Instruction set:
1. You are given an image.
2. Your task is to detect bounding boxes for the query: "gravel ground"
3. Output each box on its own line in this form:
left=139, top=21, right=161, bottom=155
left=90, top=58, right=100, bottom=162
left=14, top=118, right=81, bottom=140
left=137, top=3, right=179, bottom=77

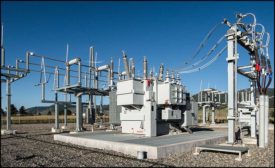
left=1, top=123, right=274, bottom=167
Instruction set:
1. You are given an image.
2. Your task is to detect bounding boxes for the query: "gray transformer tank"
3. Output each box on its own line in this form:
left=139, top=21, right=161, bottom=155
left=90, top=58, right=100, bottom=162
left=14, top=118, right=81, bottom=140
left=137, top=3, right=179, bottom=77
left=114, top=78, right=198, bottom=137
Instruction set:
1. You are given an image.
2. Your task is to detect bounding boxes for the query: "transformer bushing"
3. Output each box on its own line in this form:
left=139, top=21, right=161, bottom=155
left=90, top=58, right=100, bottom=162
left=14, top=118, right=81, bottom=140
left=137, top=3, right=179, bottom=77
left=143, top=56, right=147, bottom=79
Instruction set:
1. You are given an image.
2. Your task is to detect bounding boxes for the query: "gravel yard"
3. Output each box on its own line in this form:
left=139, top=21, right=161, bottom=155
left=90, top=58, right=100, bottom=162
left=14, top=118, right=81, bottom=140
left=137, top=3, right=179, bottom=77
left=1, top=123, right=274, bottom=167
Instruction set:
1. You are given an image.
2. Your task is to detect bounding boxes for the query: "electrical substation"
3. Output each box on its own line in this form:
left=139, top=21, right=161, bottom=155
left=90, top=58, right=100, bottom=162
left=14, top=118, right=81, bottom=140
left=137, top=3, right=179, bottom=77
left=1, top=13, right=273, bottom=161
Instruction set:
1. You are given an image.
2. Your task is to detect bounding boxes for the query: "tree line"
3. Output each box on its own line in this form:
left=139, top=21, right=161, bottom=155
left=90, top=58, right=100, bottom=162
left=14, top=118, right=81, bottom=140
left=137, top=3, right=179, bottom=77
left=1, top=104, right=73, bottom=116
left=1, top=104, right=27, bottom=116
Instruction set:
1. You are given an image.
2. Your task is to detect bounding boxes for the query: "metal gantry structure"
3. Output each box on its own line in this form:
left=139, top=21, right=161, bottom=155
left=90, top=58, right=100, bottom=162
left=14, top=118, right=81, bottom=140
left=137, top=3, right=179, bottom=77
left=223, top=13, right=272, bottom=147
left=0, top=22, right=116, bottom=133
left=198, top=88, right=227, bottom=125
left=177, top=13, right=272, bottom=147
left=1, top=24, right=30, bottom=134
left=31, top=46, right=116, bottom=133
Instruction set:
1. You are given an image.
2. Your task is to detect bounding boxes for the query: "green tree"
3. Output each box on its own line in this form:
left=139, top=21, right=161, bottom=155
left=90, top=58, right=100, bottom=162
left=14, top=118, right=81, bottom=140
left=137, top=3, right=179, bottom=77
left=11, top=104, right=18, bottom=115
left=47, top=111, right=52, bottom=115
left=67, top=109, right=72, bottom=115
left=19, top=106, right=26, bottom=115
left=1, top=108, right=5, bottom=116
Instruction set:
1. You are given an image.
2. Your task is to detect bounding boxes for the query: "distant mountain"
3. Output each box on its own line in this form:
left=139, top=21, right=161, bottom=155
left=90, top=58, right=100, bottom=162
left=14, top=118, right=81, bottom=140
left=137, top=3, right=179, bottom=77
left=25, top=103, right=75, bottom=115
left=26, top=103, right=109, bottom=115
left=26, top=106, right=49, bottom=115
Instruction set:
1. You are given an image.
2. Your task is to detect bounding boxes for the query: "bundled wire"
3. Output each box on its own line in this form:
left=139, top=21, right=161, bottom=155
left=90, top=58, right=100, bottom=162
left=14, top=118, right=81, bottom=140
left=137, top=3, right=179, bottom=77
left=178, top=35, right=226, bottom=72
left=178, top=12, right=273, bottom=98
left=262, top=32, right=272, bottom=94
left=237, top=13, right=257, bottom=42
left=235, top=13, right=272, bottom=95
left=179, top=46, right=227, bottom=74
left=182, top=23, right=222, bottom=67
left=254, top=25, right=272, bottom=95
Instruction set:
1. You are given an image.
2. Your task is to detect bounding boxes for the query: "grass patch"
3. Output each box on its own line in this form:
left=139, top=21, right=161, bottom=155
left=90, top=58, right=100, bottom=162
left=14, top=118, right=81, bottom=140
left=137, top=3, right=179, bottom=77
left=1, top=115, right=109, bottom=125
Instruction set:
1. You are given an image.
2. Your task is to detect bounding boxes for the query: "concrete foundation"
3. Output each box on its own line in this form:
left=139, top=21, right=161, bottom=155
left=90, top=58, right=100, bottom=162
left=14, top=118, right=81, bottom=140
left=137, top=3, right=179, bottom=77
left=1, top=129, right=17, bottom=135
left=54, top=130, right=227, bottom=159
left=61, top=126, right=68, bottom=130
left=242, top=137, right=257, bottom=145
left=51, top=128, right=63, bottom=133
left=109, top=90, right=121, bottom=125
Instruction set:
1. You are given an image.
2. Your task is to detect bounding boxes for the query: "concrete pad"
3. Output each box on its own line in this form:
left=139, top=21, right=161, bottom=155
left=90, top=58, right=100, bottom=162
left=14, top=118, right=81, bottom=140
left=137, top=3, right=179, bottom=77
left=54, top=130, right=227, bottom=159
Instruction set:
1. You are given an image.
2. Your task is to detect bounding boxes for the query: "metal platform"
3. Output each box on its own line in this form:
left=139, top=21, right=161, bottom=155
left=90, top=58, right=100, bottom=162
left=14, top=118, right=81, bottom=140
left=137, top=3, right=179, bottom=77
left=54, top=130, right=227, bottom=159
left=56, top=85, right=109, bottom=96
left=193, top=144, right=250, bottom=161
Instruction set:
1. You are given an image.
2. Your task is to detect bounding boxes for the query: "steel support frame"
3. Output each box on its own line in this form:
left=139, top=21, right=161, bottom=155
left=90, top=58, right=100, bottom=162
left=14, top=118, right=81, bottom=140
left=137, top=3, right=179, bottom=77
left=250, top=80, right=257, bottom=138
left=54, top=92, right=59, bottom=129
left=76, top=94, right=83, bottom=132
left=211, top=106, right=216, bottom=125
left=226, top=26, right=238, bottom=144
left=264, top=95, right=269, bottom=146
left=63, top=93, right=68, bottom=128
left=6, top=78, right=11, bottom=130
left=259, top=95, right=265, bottom=148
left=2, top=75, right=28, bottom=134
left=202, top=105, right=209, bottom=125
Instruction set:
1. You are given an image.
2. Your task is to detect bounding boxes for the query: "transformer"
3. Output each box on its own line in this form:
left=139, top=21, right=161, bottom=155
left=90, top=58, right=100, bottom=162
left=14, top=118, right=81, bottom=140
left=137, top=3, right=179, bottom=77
left=116, top=58, right=198, bottom=137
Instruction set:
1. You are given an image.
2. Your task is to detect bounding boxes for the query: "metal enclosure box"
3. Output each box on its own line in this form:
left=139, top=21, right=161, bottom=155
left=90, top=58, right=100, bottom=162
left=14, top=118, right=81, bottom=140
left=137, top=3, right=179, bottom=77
left=157, top=83, right=171, bottom=104
left=182, top=101, right=198, bottom=127
left=157, top=83, right=186, bottom=105
left=120, top=111, right=145, bottom=121
left=191, top=101, right=198, bottom=126
left=117, top=77, right=194, bottom=137
left=161, top=108, right=181, bottom=120
left=117, top=80, right=144, bottom=105
left=109, top=90, right=122, bottom=124
left=238, top=108, right=251, bottom=124
left=121, top=120, right=145, bottom=134
left=117, top=94, right=144, bottom=105
left=120, top=109, right=145, bottom=134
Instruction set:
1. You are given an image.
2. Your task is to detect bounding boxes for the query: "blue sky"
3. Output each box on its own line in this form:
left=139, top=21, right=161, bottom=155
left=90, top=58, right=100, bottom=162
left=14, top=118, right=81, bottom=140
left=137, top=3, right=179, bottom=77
left=1, top=1, right=274, bottom=109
